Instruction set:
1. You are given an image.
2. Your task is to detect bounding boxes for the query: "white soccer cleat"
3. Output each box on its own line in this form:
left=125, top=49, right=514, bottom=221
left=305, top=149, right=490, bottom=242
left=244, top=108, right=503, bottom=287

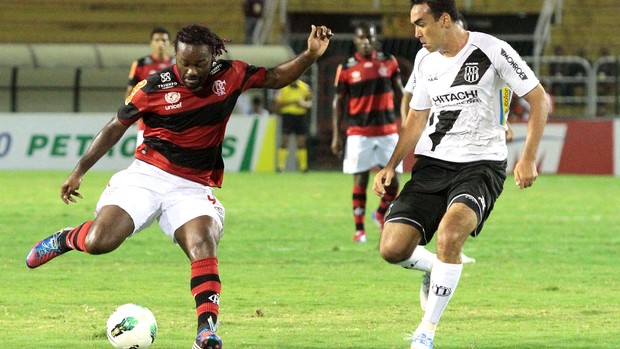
left=406, top=331, right=434, bottom=349
left=419, top=271, right=431, bottom=311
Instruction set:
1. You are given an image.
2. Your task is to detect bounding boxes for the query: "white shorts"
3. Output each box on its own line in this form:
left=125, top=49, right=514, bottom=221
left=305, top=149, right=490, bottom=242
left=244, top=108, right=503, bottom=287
left=343, top=134, right=403, bottom=174
left=95, top=160, right=225, bottom=240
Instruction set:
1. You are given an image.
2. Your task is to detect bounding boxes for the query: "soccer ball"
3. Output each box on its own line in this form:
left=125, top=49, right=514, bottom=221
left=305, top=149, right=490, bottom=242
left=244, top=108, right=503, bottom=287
left=106, top=303, right=157, bottom=349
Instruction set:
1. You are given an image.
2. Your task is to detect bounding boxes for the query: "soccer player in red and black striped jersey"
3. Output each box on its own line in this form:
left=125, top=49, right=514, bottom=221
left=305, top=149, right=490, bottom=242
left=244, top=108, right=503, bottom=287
left=125, top=27, right=176, bottom=146
left=331, top=22, right=404, bottom=243
left=26, top=23, right=333, bottom=349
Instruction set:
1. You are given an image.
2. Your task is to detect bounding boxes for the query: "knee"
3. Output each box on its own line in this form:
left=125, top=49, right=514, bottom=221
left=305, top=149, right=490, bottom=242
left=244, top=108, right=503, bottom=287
left=84, top=229, right=117, bottom=255
left=379, top=224, right=420, bottom=264
left=177, top=220, right=221, bottom=261
left=84, top=224, right=130, bottom=255
left=379, top=237, right=412, bottom=264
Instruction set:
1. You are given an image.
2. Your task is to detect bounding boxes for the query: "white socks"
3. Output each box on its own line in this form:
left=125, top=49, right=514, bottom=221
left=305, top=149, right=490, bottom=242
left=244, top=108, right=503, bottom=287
left=397, top=246, right=436, bottom=272
left=423, top=260, right=463, bottom=324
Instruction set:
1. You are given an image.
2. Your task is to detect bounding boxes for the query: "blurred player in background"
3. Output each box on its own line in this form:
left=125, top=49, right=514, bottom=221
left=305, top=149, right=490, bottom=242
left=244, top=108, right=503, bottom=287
left=26, top=23, right=333, bottom=349
left=125, top=26, right=175, bottom=146
left=247, top=95, right=270, bottom=117
left=274, top=78, right=313, bottom=172
left=331, top=22, right=404, bottom=243
left=242, top=0, right=265, bottom=44
left=373, top=1, right=548, bottom=348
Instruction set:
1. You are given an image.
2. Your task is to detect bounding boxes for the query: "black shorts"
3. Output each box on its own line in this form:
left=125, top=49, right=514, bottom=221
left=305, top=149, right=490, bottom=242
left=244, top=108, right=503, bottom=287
left=281, top=113, right=307, bottom=135
left=386, top=156, right=507, bottom=245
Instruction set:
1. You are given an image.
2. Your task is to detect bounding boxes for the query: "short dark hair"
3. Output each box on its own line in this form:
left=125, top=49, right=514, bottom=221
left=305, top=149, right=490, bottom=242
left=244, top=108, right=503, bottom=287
left=150, top=26, right=170, bottom=39
left=174, top=24, right=228, bottom=57
left=411, top=0, right=459, bottom=22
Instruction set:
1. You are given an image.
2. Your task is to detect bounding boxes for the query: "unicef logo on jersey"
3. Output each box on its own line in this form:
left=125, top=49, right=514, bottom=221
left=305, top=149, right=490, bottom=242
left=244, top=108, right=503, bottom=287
left=164, top=91, right=182, bottom=110
left=464, top=65, right=480, bottom=83
left=165, top=91, right=181, bottom=104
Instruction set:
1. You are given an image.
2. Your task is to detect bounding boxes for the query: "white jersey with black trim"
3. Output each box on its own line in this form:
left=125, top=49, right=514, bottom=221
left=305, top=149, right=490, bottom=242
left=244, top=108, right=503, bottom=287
left=409, top=31, right=539, bottom=162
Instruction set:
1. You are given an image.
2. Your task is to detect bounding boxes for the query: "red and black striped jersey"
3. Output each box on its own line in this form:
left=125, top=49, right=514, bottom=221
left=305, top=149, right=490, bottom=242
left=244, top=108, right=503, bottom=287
left=335, top=51, right=400, bottom=136
left=128, top=54, right=176, bottom=87
left=118, top=60, right=266, bottom=187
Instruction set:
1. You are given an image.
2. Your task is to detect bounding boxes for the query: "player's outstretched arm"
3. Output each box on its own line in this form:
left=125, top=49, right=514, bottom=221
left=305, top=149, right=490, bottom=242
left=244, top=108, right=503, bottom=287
left=61, top=114, right=130, bottom=204
left=263, top=25, right=333, bottom=89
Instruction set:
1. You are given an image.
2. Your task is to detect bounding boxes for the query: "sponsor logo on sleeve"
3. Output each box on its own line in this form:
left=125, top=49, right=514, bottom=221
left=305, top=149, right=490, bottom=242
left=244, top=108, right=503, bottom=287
left=501, top=48, right=528, bottom=80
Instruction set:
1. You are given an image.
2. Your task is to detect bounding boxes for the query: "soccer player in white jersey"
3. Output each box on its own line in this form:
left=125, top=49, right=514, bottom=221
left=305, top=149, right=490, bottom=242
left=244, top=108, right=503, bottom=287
left=372, top=1, right=548, bottom=348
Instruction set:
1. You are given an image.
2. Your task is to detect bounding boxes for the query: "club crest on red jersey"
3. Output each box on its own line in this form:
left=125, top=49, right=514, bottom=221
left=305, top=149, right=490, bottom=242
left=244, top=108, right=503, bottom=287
left=212, top=80, right=227, bottom=96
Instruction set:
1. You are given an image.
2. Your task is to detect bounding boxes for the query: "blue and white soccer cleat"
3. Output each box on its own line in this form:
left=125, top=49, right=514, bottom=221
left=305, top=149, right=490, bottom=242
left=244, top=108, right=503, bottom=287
left=26, top=227, right=73, bottom=269
left=407, top=332, right=434, bottom=349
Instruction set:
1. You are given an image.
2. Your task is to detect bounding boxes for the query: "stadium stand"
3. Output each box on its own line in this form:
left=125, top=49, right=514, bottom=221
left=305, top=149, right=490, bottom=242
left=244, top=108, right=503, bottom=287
left=224, top=45, right=293, bottom=67
left=0, top=66, right=16, bottom=112
left=0, top=0, right=617, bottom=117
left=15, top=67, right=77, bottom=112
left=30, top=44, right=100, bottom=68
left=0, top=43, right=294, bottom=112
left=0, top=44, right=35, bottom=67
left=95, top=44, right=152, bottom=69
left=78, top=67, right=129, bottom=113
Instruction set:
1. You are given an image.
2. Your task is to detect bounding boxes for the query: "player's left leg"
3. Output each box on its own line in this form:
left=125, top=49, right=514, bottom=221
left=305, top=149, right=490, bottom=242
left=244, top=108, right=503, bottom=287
left=164, top=182, right=225, bottom=349
left=175, top=216, right=223, bottom=349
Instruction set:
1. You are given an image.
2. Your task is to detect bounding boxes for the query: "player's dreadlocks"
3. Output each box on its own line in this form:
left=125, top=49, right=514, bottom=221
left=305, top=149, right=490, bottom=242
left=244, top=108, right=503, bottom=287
left=174, top=24, right=229, bottom=57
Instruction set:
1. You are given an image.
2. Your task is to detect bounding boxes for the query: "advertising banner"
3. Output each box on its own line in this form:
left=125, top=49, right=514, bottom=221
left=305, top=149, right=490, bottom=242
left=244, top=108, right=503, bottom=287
left=0, top=113, right=276, bottom=172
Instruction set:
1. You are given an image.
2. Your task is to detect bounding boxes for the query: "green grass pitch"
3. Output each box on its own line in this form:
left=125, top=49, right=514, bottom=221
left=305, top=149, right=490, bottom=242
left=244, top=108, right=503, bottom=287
left=0, top=171, right=618, bottom=348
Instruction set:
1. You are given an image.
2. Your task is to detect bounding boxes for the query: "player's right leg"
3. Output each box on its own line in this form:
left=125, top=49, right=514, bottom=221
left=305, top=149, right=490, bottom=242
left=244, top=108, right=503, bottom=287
left=26, top=206, right=135, bottom=268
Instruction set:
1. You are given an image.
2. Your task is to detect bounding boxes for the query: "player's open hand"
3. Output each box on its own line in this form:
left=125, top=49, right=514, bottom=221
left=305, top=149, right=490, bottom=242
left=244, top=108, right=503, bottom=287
left=307, top=25, right=333, bottom=57
left=60, top=174, right=84, bottom=204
